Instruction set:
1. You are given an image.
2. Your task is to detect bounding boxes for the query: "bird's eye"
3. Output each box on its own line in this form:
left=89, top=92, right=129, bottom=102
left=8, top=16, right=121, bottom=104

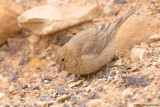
left=61, top=58, right=65, bottom=61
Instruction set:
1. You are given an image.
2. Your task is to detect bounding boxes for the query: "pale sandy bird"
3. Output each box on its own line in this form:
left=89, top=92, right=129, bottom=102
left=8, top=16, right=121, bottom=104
left=55, top=8, right=136, bottom=75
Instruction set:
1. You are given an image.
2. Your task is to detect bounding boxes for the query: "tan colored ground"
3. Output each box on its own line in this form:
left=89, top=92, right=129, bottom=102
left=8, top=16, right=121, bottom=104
left=0, top=0, right=160, bottom=107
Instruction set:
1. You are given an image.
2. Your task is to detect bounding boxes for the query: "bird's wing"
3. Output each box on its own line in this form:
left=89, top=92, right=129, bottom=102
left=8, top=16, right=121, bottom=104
left=81, top=8, right=136, bottom=60
left=80, top=21, right=121, bottom=60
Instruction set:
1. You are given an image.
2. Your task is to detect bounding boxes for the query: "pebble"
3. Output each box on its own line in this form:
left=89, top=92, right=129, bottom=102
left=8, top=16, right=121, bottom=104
left=22, top=84, right=28, bottom=89
left=123, top=67, right=139, bottom=73
left=56, top=86, right=65, bottom=95
left=56, top=94, right=69, bottom=102
left=83, top=81, right=91, bottom=87
left=19, top=57, right=29, bottom=65
left=122, top=88, right=132, bottom=97
left=95, top=86, right=103, bottom=92
left=43, top=77, right=52, bottom=82
left=47, top=61, right=56, bottom=67
left=36, top=101, right=46, bottom=107
left=68, top=80, right=84, bottom=88
left=89, top=91, right=99, bottom=99
left=103, top=73, right=114, bottom=79
left=114, top=0, right=126, bottom=4
left=9, top=85, right=16, bottom=93
left=27, top=35, right=40, bottom=44
left=0, top=93, right=5, bottom=99
left=130, top=47, right=147, bottom=62
left=7, top=38, right=25, bottom=53
left=103, top=4, right=115, bottom=16
left=115, top=70, right=120, bottom=74
left=9, top=72, right=16, bottom=81
left=15, top=0, right=22, bottom=3
left=85, top=85, right=93, bottom=92
left=86, top=99, right=106, bottom=107
left=114, top=58, right=122, bottom=66
left=148, top=34, right=160, bottom=43
left=33, top=86, right=40, bottom=90
left=65, top=101, right=75, bottom=105
left=107, top=76, right=114, bottom=82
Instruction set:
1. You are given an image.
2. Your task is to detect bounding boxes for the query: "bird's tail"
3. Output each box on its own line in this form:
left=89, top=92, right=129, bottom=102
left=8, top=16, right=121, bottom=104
left=95, top=8, right=137, bottom=50
left=97, top=8, right=137, bottom=33
left=117, top=8, right=137, bottom=26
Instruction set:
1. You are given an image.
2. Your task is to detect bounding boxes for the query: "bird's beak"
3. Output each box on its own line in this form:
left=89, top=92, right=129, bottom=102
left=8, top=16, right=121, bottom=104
left=57, top=65, right=64, bottom=73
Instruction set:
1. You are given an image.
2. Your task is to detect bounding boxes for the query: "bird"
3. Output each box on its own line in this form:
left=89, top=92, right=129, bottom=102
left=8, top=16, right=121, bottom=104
left=55, top=8, right=136, bottom=75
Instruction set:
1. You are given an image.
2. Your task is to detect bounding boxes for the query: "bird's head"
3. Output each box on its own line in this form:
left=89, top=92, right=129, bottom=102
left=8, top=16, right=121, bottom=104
left=55, top=46, right=69, bottom=73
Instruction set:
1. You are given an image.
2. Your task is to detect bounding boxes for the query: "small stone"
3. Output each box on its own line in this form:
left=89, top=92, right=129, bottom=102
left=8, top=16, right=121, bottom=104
left=103, top=4, right=115, bottom=16
left=33, top=86, right=40, bottom=90
left=19, top=57, right=29, bottom=65
left=9, top=85, right=16, bottom=93
left=36, top=101, right=46, bottom=107
left=123, top=67, right=139, bottom=73
left=95, top=86, right=103, bottom=92
left=107, top=76, right=114, bottom=82
left=56, top=94, right=69, bottom=102
left=114, top=0, right=127, bottom=4
left=130, top=48, right=147, bottom=62
left=124, top=75, right=150, bottom=87
left=22, top=84, right=28, bottom=89
left=7, top=38, right=25, bottom=53
left=48, top=89, right=56, bottom=94
left=148, top=34, right=160, bottom=43
left=83, top=81, right=91, bottom=87
left=9, top=72, right=16, bottom=81
left=13, top=104, right=21, bottom=107
left=114, top=58, right=122, bottom=66
left=56, top=86, right=65, bottom=95
left=115, top=70, right=120, bottom=73
left=85, top=85, right=93, bottom=92
left=44, top=80, right=49, bottom=83
left=110, top=70, right=116, bottom=75
left=27, top=35, right=40, bottom=44
left=86, top=99, right=106, bottom=107
left=0, top=93, right=5, bottom=99
left=68, top=80, right=84, bottom=88
left=44, top=78, right=52, bottom=82
left=65, top=101, right=75, bottom=105
left=47, top=61, right=56, bottom=67
left=48, top=103, right=54, bottom=106
left=20, top=29, right=30, bottom=37
left=15, top=0, right=22, bottom=3
left=122, top=88, right=132, bottom=97
left=103, top=73, right=114, bottom=79
left=89, top=91, right=99, bottom=99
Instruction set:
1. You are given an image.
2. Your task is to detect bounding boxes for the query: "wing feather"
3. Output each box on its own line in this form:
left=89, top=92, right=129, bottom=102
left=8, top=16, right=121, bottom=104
left=81, top=8, right=136, bottom=59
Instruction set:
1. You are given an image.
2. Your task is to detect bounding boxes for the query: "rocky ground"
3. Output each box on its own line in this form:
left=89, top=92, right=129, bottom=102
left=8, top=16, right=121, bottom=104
left=0, top=0, right=160, bottom=107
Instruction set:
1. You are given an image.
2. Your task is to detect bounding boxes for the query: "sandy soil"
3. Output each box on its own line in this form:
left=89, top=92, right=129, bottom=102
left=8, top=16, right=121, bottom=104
left=0, top=0, right=160, bottom=107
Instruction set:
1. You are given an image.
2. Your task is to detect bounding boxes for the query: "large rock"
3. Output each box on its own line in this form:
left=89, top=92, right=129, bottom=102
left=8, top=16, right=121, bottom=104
left=18, top=0, right=99, bottom=35
left=115, top=10, right=160, bottom=54
left=0, top=0, right=24, bottom=45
